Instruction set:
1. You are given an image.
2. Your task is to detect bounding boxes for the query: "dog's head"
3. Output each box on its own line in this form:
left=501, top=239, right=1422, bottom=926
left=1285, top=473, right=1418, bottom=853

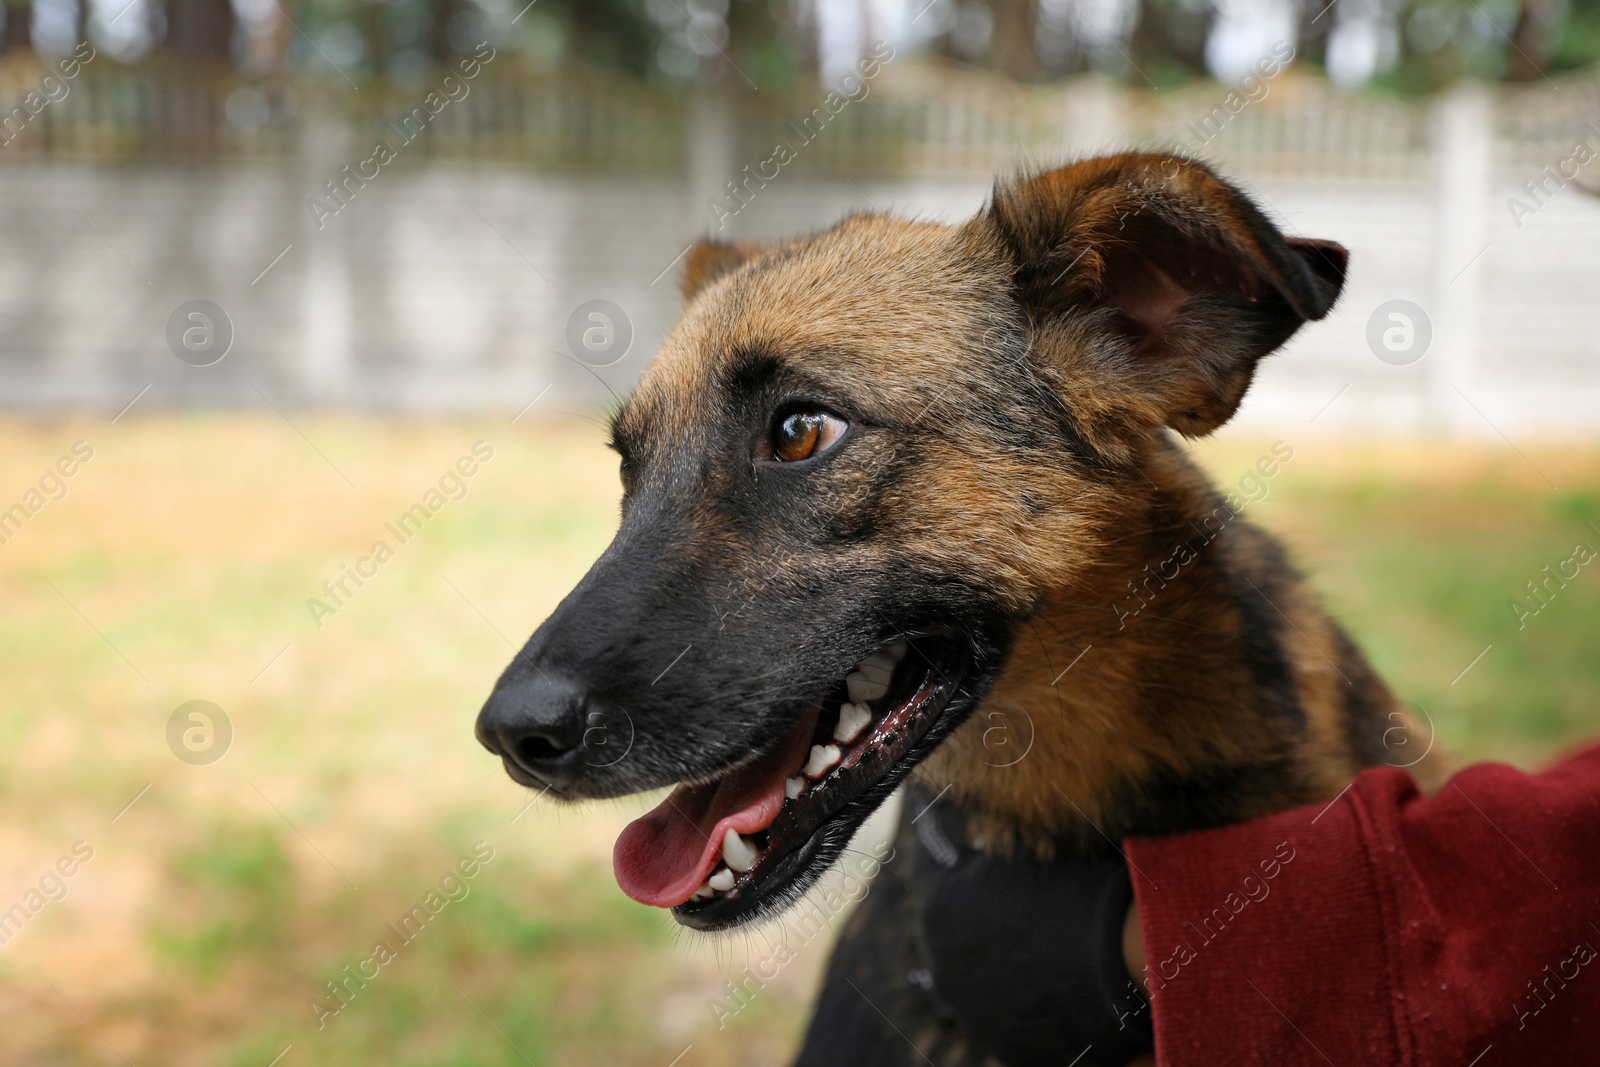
left=477, top=154, right=1347, bottom=929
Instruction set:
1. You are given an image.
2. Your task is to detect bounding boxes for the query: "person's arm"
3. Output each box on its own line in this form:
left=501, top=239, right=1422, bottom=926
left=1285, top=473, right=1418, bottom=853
left=1124, top=744, right=1600, bottom=1066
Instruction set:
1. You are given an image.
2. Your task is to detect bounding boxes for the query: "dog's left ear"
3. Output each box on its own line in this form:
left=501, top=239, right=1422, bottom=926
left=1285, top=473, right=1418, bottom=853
left=680, top=239, right=765, bottom=301
left=981, top=154, right=1348, bottom=437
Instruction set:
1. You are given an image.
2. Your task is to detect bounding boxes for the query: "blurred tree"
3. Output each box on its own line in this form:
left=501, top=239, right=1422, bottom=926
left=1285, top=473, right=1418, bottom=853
left=358, top=0, right=391, bottom=73
left=428, top=0, right=468, bottom=58
left=921, top=0, right=1599, bottom=91
left=990, top=0, right=1041, bottom=79
left=166, top=0, right=236, bottom=63
left=555, top=0, right=660, bottom=76
left=1506, top=0, right=1558, bottom=78
left=1295, top=0, right=1334, bottom=69
left=117, top=0, right=1600, bottom=92
left=2, top=0, right=31, bottom=53
left=725, top=0, right=806, bottom=87
left=1555, top=0, right=1600, bottom=69
left=1375, top=0, right=1600, bottom=91
left=1131, top=0, right=1214, bottom=81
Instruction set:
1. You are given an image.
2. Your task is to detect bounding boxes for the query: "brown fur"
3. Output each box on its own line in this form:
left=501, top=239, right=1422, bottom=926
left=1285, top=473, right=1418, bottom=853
left=642, top=155, right=1421, bottom=865
left=519, top=153, right=1444, bottom=1066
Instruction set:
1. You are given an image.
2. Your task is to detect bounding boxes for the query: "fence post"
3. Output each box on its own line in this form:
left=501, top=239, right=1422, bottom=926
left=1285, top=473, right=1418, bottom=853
left=299, top=91, right=354, bottom=405
left=1427, top=85, right=1491, bottom=432
left=687, top=90, right=735, bottom=238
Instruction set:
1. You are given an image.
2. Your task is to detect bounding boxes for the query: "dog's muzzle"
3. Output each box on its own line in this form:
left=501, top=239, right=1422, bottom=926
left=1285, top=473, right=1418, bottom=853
left=475, top=671, right=592, bottom=789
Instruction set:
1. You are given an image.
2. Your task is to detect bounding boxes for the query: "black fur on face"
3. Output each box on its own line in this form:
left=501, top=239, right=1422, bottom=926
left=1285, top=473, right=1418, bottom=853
left=477, top=337, right=1031, bottom=925
left=485, top=345, right=1017, bottom=802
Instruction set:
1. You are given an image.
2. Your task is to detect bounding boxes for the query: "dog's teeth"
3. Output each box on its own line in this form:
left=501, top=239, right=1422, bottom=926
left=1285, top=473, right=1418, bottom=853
left=861, top=647, right=901, bottom=676
left=785, top=776, right=805, bottom=799
left=708, top=867, right=736, bottom=891
left=846, top=667, right=890, bottom=704
left=804, top=743, right=842, bottom=779
left=834, top=702, right=873, bottom=744
left=883, top=640, right=909, bottom=664
left=721, top=829, right=758, bottom=873
left=692, top=883, right=715, bottom=899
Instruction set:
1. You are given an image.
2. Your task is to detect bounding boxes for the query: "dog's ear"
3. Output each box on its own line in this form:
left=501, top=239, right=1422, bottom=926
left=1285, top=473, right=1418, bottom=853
left=983, top=154, right=1348, bottom=437
left=681, top=239, right=765, bottom=301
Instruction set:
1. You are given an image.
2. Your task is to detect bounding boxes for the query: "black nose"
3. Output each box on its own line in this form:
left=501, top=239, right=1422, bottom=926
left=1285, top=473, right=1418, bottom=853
left=475, top=672, right=588, bottom=781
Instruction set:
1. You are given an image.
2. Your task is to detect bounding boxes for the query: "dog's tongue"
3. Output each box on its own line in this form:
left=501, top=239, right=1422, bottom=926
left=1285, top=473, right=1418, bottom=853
left=613, top=710, right=817, bottom=908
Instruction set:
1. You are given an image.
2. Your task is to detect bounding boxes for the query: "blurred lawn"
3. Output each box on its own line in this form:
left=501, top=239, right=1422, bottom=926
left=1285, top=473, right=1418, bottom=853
left=0, top=415, right=1595, bottom=1066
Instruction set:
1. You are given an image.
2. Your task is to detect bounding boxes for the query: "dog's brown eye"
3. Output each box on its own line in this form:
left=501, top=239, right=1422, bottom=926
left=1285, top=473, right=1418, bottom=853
left=772, top=411, right=845, bottom=463
left=619, top=460, right=635, bottom=494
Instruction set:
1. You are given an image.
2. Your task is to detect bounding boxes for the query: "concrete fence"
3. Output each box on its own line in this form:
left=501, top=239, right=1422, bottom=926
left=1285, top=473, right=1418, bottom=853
left=0, top=59, right=1596, bottom=435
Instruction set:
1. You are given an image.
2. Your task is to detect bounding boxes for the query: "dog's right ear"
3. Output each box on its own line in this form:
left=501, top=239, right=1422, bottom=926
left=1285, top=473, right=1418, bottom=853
left=979, top=154, right=1347, bottom=441
left=681, top=239, right=764, bottom=301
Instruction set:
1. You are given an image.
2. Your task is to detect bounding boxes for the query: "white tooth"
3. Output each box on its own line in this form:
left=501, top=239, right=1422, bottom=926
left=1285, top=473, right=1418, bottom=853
left=834, top=702, right=873, bottom=744
left=846, top=668, right=890, bottom=704
left=693, top=883, right=715, bottom=899
left=721, top=828, right=758, bottom=873
left=861, top=649, right=900, bottom=676
left=708, top=867, right=736, bottom=891
left=884, top=640, right=909, bottom=664
left=804, top=743, right=842, bottom=779
left=785, top=776, right=805, bottom=799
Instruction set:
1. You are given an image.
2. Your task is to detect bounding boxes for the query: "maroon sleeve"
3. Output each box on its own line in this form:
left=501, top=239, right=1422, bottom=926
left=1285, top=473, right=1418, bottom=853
left=1123, top=744, right=1600, bottom=1066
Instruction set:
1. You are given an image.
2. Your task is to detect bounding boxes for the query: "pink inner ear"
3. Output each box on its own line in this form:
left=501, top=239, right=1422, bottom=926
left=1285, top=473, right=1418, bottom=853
left=1101, top=249, right=1195, bottom=354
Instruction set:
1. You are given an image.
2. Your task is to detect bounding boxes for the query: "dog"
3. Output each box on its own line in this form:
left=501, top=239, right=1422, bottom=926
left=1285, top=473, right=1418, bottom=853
left=476, top=153, right=1426, bottom=1065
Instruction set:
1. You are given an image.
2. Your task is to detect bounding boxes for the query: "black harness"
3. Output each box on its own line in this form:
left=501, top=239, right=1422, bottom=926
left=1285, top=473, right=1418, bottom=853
left=902, top=784, right=1155, bottom=1067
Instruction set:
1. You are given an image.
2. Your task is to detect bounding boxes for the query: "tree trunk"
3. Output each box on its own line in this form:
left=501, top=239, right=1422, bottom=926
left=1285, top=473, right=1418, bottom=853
left=430, top=0, right=462, bottom=61
left=166, top=0, right=235, bottom=64
left=988, top=0, right=1040, bottom=80
left=1505, top=0, right=1555, bottom=80
left=358, top=0, right=388, bottom=75
left=2, top=1, right=32, bottom=54
left=1130, top=0, right=1162, bottom=72
left=1296, top=0, right=1334, bottom=69
left=1132, top=0, right=1213, bottom=79
left=1165, top=0, right=1214, bottom=76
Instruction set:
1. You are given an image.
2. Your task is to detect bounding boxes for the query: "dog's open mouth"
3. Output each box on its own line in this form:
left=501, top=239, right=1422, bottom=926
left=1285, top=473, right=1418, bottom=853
left=612, top=634, right=966, bottom=928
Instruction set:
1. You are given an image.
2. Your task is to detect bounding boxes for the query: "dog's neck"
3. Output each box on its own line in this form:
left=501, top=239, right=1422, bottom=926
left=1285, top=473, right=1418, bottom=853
left=915, top=436, right=1396, bottom=857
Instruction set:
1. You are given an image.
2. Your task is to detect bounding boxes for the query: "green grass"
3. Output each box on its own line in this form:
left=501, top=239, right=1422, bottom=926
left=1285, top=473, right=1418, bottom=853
left=0, top=416, right=1596, bottom=1065
left=1195, top=437, right=1600, bottom=766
